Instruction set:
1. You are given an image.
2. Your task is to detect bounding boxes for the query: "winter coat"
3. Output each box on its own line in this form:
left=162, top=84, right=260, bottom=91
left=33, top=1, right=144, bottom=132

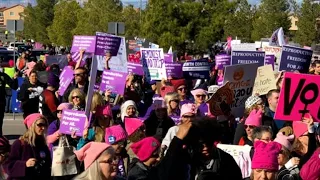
left=18, top=81, right=44, bottom=117
left=144, top=111, right=175, bottom=141
left=300, top=147, right=320, bottom=180
left=3, top=138, right=51, bottom=180
left=127, top=158, right=158, bottom=180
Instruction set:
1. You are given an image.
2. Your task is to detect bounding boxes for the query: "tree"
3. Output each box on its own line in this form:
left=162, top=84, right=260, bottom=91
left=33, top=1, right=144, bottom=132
left=293, top=0, right=320, bottom=46
left=72, top=0, right=123, bottom=36
left=251, top=0, right=291, bottom=41
left=23, top=4, right=37, bottom=40
left=121, top=5, right=141, bottom=37
left=47, top=0, right=81, bottom=46
left=224, top=0, right=254, bottom=42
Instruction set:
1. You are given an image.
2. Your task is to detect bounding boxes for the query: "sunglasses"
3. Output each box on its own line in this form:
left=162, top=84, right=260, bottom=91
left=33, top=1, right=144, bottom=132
left=72, top=96, right=80, bottom=99
left=182, top=115, right=195, bottom=118
left=73, top=73, right=84, bottom=77
left=244, top=125, right=256, bottom=129
left=57, top=110, right=62, bottom=114
left=177, top=87, right=186, bottom=91
left=196, top=94, right=206, bottom=98
left=99, top=158, right=118, bottom=165
left=37, top=123, right=47, bottom=128
left=115, top=141, right=126, bottom=146
left=170, top=99, right=180, bottom=103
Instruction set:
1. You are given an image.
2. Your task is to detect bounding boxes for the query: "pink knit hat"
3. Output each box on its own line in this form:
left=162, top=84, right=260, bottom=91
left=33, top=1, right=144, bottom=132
left=252, top=141, right=282, bottom=171
left=23, top=113, right=45, bottom=128
left=180, top=103, right=197, bottom=117
left=74, top=142, right=111, bottom=170
left=57, top=103, right=72, bottom=110
left=105, top=125, right=127, bottom=145
left=130, top=137, right=160, bottom=162
left=160, top=86, right=175, bottom=98
left=274, top=132, right=295, bottom=150
left=293, top=121, right=308, bottom=138
left=245, top=109, right=263, bottom=127
left=124, top=117, right=144, bottom=136
left=191, top=89, right=208, bottom=96
left=96, top=104, right=113, bottom=118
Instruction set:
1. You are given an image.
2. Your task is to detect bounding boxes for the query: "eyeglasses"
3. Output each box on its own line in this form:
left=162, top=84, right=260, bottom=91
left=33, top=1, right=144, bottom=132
left=72, top=96, right=80, bottom=99
left=99, top=158, right=119, bottom=165
left=57, top=110, right=62, bottom=114
left=37, top=123, right=47, bottom=128
left=196, top=94, right=206, bottom=98
left=182, top=115, right=195, bottom=118
left=177, top=87, right=186, bottom=91
left=244, top=125, right=256, bottom=129
left=73, top=73, right=84, bottom=77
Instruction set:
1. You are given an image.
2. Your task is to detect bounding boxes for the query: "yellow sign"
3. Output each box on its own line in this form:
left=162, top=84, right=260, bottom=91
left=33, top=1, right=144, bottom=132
left=253, top=65, right=277, bottom=95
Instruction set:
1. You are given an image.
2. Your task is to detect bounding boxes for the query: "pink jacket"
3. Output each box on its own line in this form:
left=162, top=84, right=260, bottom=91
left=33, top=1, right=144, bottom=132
left=300, top=148, right=320, bottom=180
left=46, top=130, right=60, bottom=145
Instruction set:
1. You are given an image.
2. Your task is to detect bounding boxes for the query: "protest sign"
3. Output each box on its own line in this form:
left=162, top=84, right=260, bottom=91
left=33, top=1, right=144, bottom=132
left=215, top=54, right=231, bottom=68
left=165, top=62, right=183, bottom=78
left=231, top=51, right=265, bottom=66
left=279, top=45, right=313, bottom=73
left=126, top=37, right=151, bottom=63
left=232, top=43, right=256, bottom=51
left=275, top=72, right=320, bottom=122
left=262, top=46, right=282, bottom=63
left=46, top=55, right=68, bottom=70
left=182, top=59, right=210, bottom=79
left=71, top=36, right=96, bottom=53
left=127, top=62, right=144, bottom=75
left=223, top=63, right=259, bottom=117
left=217, top=144, right=252, bottom=179
left=164, top=54, right=173, bottom=63
left=264, top=54, right=275, bottom=70
left=95, top=32, right=121, bottom=56
left=60, top=110, right=87, bottom=137
left=11, top=77, right=24, bottom=113
left=141, top=48, right=167, bottom=80
left=100, top=70, right=127, bottom=95
left=85, top=56, right=98, bottom=117
left=58, top=67, right=74, bottom=96
left=252, top=65, right=277, bottom=95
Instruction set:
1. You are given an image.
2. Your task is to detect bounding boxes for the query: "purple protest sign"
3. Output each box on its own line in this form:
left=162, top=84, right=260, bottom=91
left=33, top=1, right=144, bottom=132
left=279, top=45, right=312, bottom=73
left=215, top=54, right=231, bottom=67
left=58, top=67, right=74, bottom=96
left=60, top=109, right=87, bottom=137
left=165, top=62, right=183, bottom=78
left=127, top=62, right=144, bottom=76
left=100, top=70, right=128, bottom=95
left=71, top=36, right=96, bottom=53
left=265, top=54, right=275, bottom=70
left=164, top=54, right=173, bottom=63
left=95, top=32, right=121, bottom=56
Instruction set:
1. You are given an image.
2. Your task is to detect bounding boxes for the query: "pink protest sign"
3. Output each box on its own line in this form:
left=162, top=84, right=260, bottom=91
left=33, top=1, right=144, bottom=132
left=275, top=72, right=320, bottom=122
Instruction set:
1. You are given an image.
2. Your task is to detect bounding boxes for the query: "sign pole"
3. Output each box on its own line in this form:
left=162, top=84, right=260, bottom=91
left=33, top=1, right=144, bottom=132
left=13, top=20, right=16, bottom=121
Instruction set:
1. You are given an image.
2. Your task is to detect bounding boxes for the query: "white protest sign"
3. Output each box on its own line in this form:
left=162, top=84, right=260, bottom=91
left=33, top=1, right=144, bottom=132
left=141, top=48, right=167, bottom=80
left=232, top=43, right=256, bottom=51
left=253, top=65, right=277, bottom=95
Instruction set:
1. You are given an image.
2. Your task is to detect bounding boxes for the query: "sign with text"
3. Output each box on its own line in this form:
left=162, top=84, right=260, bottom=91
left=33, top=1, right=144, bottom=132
left=279, top=46, right=313, bottom=73
left=264, top=54, right=275, bottom=70
left=164, top=54, right=173, bottom=63
left=253, top=65, right=277, bottom=95
left=231, top=51, right=265, bottom=66
left=182, top=59, right=210, bottom=79
left=215, top=54, right=231, bottom=68
left=165, top=62, right=183, bottom=78
left=71, top=36, right=96, bottom=53
left=58, top=67, right=74, bottom=96
left=100, top=70, right=127, bottom=95
left=262, top=46, right=282, bottom=63
left=223, top=63, right=259, bottom=117
left=141, top=48, right=167, bottom=80
left=95, top=32, right=121, bottom=56
left=127, top=62, right=144, bottom=76
left=60, top=110, right=87, bottom=137
left=232, top=43, right=256, bottom=51
left=275, top=73, right=320, bottom=122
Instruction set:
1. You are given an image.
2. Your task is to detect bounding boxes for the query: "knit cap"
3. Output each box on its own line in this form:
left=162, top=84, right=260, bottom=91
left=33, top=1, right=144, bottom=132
left=244, top=109, right=263, bottom=127
left=96, top=104, right=113, bottom=118
left=191, top=88, right=208, bottom=96
left=23, top=113, right=45, bottom=128
left=105, top=125, right=127, bottom=145
left=57, top=103, right=72, bottom=110
left=130, top=137, right=160, bottom=162
left=245, top=95, right=262, bottom=109
left=252, top=141, right=282, bottom=171
left=160, top=86, right=175, bottom=98
left=47, top=72, right=59, bottom=87
left=274, top=132, right=294, bottom=150
left=180, top=103, right=197, bottom=117
left=171, top=79, right=186, bottom=91
left=207, top=85, right=220, bottom=95
left=124, top=117, right=144, bottom=136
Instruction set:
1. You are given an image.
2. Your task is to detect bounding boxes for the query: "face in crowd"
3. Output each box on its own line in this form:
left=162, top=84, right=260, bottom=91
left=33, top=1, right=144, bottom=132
left=29, top=72, right=38, bottom=85
left=169, top=99, right=179, bottom=110
left=195, top=93, right=206, bottom=104
left=74, top=68, right=86, bottom=84
left=71, top=92, right=82, bottom=106
left=34, top=118, right=48, bottom=136
left=267, top=91, right=279, bottom=111
left=177, top=85, right=186, bottom=98
left=181, top=113, right=195, bottom=124
left=126, top=106, right=136, bottom=117
left=252, top=169, right=276, bottom=180
left=98, top=149, right=117, bottom=179
left=315, top=62, right=320, bottom=75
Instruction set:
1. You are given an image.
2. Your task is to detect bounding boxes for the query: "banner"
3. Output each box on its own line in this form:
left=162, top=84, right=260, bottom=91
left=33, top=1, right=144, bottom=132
left=11, top=77, right=24, bottom=113
left=215, top=54, right=231, bottom=68
left=232, top=43, right=256, bottom=51
left=95, top=32, right=121, bottom=56
left=127, top=62, right=144, bottom=76
left=182, top=59, right=210, bottom=79
left=60, top=110, right=87, bottom=137
left=165, top=62, right=183, bottom=78
left=252, top=65, right=277, bottom=95
left=217, top=144, right=252, bottom=179
left=58, top=67, right=74, bottom=96
left=100, top=70, right=127, bottom=95
left=264, top=54, right=275, bottom=70
left=71, top=36, right=96, bottom=53
left=141, top=48, right=167, bottom=80
left=231, top=51, right=265, bottom=66
left=223, top=63, right=259, bottom=117
left=279, top=45, right=313, bottom=73
left=275, top=72, right=320, bottom=122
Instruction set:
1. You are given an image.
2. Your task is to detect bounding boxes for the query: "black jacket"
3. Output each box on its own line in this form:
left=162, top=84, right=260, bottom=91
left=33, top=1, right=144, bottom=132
left=0, top=72, right=18, bottom=103
left=127, top=158, right=157, bottom=180
left=144, top=111, right=175, bottom=141
left=62, top=81, right=89, bottom=102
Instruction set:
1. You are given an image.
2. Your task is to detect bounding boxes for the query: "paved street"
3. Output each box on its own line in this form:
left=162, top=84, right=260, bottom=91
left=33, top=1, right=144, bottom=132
left=3, top=113, right=25, bottom=143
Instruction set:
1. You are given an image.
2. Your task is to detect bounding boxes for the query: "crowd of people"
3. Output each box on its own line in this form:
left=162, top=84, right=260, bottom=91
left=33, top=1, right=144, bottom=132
left=0, top=48, right=319, bottom=180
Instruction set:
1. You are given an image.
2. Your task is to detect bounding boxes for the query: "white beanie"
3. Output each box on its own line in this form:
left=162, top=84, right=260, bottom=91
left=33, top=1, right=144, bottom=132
left=120, top=100, right=137, bottom=121
left=245, top=95, right=262, bottom=109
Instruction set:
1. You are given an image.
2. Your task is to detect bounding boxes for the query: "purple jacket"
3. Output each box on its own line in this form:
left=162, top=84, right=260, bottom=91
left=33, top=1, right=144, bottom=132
left=3, top=138, right=51, bottom=180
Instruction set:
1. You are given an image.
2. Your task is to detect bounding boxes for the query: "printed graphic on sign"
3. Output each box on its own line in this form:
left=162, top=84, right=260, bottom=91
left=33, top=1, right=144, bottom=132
left=253, top=65, right=277, bottom=95
left=275, top=72, right=320, bottom=122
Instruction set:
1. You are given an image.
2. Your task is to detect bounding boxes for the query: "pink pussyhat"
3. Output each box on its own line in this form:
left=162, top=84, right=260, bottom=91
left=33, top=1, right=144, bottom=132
left=180, top=103, right=197, bottom=117
left=96, top=104, right=113, bottom=118
left=131, top=137, right=160, bottom=162
left=245, top=109, right=263, bottom=127
left=292, top=121, right=308, bottom=138
left=57, top=103, right=72, bottom=110
left=124, top=117, right=144, bottom=136
left=74, top=142, right=111, bottom=170
left=105, top=125, right=127, bottom=145
left=274, top=132, right=295, bottom=150
left=23, top=113, right=45, bottom=128
left=252, top=141, right=282, bottom=171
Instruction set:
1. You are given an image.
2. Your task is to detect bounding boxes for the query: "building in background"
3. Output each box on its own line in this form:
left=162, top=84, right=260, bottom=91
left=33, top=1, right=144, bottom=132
left=0, top=7, right=6, bottom=29
left=289, top=15, right=298, bottom=31
left=3, top=5, right=25, bottom=26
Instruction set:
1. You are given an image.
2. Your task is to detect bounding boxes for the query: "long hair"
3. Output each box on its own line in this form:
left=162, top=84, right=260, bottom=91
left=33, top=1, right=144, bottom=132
left=91, top=92, right=104, bottom=112
left=72, top=147, right=115, bottom=180
left=164, top=92, right=180, bottom=116
left=68, top=88, right=86, bottom=106
left=20, top=116, right=48, bottom=147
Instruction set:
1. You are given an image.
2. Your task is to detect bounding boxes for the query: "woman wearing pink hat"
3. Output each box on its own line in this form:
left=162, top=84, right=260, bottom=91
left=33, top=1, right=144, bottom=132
left=73, top=142, right=117, bottom=180
left=4, top=113, right=51, bottom=179
left=191, top=88, right=211, bottom=117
